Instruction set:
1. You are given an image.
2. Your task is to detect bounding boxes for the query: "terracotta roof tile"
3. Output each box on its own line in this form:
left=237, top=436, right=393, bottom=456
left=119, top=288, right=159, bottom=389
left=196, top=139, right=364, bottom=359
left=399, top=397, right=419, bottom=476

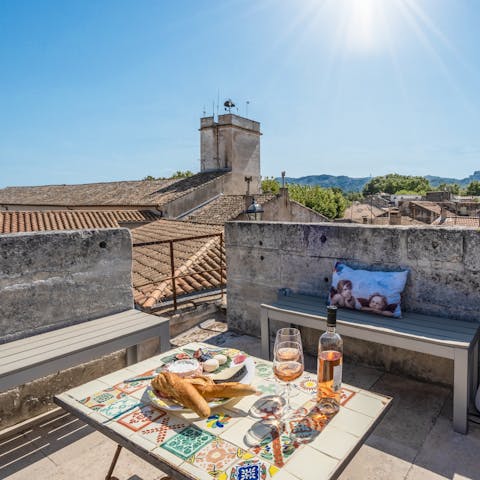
left=342, top=202, right=386, bottom=222
left=0, top=171, right=228, bottom=207
left=131, top=219, right=225, bottom=308
left=439, top=217, right=480, bottom=227
left=183, top=194, right=277, bottom=224
left=0, top=210, right=159, bottom=233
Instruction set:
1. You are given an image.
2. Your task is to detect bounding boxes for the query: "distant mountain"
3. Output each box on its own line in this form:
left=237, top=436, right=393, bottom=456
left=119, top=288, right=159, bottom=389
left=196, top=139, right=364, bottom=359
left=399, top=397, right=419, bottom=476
left=278, top=171, right=480, bottom=192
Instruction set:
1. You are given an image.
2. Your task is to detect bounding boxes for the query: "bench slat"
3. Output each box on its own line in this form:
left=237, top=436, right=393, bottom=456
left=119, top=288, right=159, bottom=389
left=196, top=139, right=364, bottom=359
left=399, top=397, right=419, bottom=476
left=0, top=309, right=142, bottom=353
left=0, top=311, right=168, bottom=377
left=277, top=295, right=478, bottom=335
left=273, top=302, right=473, bottom=344
left=272, top=295, right=479, bottom=344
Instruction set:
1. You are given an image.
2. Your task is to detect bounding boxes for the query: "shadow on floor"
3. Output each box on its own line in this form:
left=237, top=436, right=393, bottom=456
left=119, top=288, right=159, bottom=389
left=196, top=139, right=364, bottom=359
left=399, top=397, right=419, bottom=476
left=0, top=412, right=92, bottom=478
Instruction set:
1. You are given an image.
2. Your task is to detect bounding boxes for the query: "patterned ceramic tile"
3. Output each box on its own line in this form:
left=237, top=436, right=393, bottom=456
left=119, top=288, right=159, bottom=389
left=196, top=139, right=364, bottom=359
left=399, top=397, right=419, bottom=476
left=224, top=458, right=280, bottom=480
left=190, top=412, right=241, bottom=433
left=161, top=425, right=215, bottom=460
left=114, top=372, right=155, bottom=395
left=249, top=396, right=284, bottom=420
left=251, top=428, right=300, bottom=468
left=79, top=387, right=127, bottom=410
left=295, top=376, right=317, bottom=395
left=340, top=387, right=356, bottom=406
left=254, top=380, right=279, bottom=397
left=187, top=437, right=242, bottom=474
left=254, top=362, right=274, bottom=379
left=137, top=413, right=188, bottom=446
left=97, top=395, right=141, bottom=419
left=116, top=404, right=165, bottom=432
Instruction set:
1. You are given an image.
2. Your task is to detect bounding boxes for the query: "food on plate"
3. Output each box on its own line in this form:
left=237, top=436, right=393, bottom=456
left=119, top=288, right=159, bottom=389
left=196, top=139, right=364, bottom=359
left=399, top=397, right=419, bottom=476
left=213, top=354, right=228, bottom=365
left=211, top=363, right=247, bottom=383
left=186, top=377, right=257, bottom=401
left=202, top=358, right=220, bottom=373
left=167, top=359, right=202, bottom=378
left=193, top=348, right=213, bottom=362
left=233, top=353, right=248, bottom=364
left=152, top=372, right=211, bottom=417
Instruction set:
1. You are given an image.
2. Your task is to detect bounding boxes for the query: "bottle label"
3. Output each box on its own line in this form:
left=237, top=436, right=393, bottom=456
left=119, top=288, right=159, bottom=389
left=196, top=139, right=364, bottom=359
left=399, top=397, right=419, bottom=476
left=333, top=364, right=342, bottom=391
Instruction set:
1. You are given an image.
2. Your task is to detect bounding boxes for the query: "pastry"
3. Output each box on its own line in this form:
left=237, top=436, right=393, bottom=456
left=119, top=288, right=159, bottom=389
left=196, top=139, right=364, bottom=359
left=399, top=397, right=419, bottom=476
left=151, top=372, right=211, bottom=417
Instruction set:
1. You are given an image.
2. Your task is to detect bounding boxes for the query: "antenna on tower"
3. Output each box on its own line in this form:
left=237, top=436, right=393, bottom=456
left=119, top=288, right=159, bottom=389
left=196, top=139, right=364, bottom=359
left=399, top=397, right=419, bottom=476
left=203, top=105, right=206, bottom=117
left=217, top=89, right=220, bottom=117
left=246, top=100, right=250, bottom=118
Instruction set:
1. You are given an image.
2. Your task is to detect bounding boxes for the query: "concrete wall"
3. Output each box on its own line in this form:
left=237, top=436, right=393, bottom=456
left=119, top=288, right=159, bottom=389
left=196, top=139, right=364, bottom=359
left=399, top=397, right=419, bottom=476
left=0, top=229, right=133, bottom=343
left=163, top=174, right=228, bottom=218
left=225, top=222, right=480, bottom=384
left=261, top=191, right=329, bottom=223
left=200, top=114, right=261, bottom=195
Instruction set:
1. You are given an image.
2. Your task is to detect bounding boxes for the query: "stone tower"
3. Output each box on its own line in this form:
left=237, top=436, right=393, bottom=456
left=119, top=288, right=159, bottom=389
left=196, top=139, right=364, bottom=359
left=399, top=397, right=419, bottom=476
left=200, top=113, right=261, bottom=195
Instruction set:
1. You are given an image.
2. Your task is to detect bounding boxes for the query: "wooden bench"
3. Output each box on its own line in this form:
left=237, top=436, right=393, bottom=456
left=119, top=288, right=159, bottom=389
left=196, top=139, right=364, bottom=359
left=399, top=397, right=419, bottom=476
left=0, top=309, right=170, bottom=392
left=261, top=292, right=480, bottom=434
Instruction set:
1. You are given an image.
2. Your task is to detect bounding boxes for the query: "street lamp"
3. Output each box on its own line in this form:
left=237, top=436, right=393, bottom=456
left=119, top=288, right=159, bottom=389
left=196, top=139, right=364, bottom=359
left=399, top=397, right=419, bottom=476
left=246, top=198, right=264, bottom=221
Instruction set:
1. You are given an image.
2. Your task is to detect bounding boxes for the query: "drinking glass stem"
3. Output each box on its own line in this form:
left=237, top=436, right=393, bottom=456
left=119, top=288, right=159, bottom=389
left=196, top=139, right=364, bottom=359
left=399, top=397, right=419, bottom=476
left=285, top=382, right=291, bottom=411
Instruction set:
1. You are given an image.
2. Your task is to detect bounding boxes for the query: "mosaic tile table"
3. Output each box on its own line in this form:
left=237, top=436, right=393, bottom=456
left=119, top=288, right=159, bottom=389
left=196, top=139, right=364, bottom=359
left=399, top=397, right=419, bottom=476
left=54, top=342, right=392, bottom=480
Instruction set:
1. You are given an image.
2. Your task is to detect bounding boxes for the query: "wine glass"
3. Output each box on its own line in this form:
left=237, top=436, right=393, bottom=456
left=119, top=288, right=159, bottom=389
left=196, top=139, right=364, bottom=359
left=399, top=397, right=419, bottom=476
left=274, top=328, right=302, bottom=397
left=275, top=327, right=302, bottom=347
left=273, top=340, right=304, bottom=419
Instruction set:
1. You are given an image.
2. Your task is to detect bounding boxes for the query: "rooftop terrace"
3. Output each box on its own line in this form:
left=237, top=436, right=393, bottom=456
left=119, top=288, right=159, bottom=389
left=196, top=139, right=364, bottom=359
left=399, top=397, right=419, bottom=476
left=1, top=320, right=480, bottom=480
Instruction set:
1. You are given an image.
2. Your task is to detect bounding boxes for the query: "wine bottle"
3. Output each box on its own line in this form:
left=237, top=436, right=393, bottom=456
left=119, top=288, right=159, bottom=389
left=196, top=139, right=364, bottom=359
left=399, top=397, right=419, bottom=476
left=317, top=305, right=343, bottom=414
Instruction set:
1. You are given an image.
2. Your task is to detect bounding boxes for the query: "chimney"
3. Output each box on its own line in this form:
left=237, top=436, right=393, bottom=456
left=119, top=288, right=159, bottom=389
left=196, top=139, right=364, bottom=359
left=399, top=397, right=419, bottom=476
left=389, top=208, right=402, bottom=225
left=362, top=216, right=368, bottom=224
left=199, top=112, right=261, bottom=195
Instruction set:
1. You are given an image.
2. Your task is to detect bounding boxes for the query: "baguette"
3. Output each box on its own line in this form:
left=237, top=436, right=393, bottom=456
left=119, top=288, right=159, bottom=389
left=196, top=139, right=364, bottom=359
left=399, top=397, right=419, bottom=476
left=190, top=381, right=257, bottom=401
left=151, top=372, right=211, bottom=417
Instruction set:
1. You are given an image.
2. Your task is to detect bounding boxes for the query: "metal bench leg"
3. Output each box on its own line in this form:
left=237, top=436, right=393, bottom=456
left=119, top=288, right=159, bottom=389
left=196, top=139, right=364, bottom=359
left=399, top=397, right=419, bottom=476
left=261, top=309, right=270, bottom=360
left=105, top=444, right=122, bottom=480
left=126, top=345, right=138, bottom=366
left=453, top=348, right=469, bottom=434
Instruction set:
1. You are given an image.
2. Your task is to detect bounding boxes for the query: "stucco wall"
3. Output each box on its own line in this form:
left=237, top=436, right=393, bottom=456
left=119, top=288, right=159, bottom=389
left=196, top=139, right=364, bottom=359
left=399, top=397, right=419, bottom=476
left=0, top=229, right=133, bottom=343
left=225, top=222, right=480, bottom=384
left=262, top=194, right=329, bottom=223
left=163, top=174, right=228, bottom=218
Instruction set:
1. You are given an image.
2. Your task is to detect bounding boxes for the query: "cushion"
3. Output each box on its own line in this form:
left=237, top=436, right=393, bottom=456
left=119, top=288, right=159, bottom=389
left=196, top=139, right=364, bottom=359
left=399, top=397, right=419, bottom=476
left=328, top=262, right=409, bottom=318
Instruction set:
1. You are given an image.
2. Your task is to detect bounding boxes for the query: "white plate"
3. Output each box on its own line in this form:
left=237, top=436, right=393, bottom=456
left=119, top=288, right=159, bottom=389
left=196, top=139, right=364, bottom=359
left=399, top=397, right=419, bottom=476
left=147, top=357, right=254, bottom=412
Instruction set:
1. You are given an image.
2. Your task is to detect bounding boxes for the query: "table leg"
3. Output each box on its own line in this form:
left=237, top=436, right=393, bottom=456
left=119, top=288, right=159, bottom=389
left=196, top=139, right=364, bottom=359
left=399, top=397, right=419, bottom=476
left=105, top=444, right=122, bottom=480
left=260, top=309, right=270, bottom=360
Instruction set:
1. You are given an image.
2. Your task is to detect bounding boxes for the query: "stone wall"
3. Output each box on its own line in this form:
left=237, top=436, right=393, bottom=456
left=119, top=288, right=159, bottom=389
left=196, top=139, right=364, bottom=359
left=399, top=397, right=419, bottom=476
left=225, top=222, right=480, bottom=384
left=262, top=190, right=329, bottom=223
left=0, top=229, right=133, bottom=343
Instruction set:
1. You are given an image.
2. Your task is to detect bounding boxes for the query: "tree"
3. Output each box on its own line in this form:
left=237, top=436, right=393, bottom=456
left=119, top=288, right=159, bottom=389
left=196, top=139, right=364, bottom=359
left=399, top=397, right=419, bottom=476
left=438, top=183, right=461, bottom=195
left=466, top=180, right=480, bottom=196
left=170, top=170, right=194, bottom=179
left=261, top=177, right=280, bottom=194
left=288, top=184, right=347, bottom=219
left=143, top=171, right=194, bottom=181
left=362, top=174, right=431, bottom=196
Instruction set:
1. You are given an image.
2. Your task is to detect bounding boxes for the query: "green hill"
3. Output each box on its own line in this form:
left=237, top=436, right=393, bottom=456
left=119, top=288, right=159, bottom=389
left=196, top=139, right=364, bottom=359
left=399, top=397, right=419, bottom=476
left=278, top=171, right=480, bottom=192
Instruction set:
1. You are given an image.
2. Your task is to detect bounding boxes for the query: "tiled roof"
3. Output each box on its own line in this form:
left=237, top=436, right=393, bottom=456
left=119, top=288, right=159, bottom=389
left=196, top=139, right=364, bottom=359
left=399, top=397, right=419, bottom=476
left=342, top=202, right=386, bottom=222
left=182, top=194, right=277, bottom=224
left=0, top=209, right=159, bottom=233
left=0, top=171, right=228, bottom=207
left=131, top=220, right=225, bottom=308
left=372, top=216, right=425, bottom=226
left=409, top=201, right=442, bottom=215
left=438, top=217, right=480, bottom=228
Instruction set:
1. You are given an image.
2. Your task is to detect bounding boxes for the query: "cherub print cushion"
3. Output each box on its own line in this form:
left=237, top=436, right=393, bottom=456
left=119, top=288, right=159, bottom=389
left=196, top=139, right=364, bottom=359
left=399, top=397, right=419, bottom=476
left=329, top=262, right=409, bottom=318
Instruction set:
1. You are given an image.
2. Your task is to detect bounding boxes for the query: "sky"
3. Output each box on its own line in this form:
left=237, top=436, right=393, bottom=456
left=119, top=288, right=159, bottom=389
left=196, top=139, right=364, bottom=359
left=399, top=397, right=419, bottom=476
left=1, top=0, right=480, bottom=188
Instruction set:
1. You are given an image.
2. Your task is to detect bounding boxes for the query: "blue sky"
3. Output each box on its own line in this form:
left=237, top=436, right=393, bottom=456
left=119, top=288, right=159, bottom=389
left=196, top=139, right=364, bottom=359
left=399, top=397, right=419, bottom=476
left=1, top=0, right=479, bottom=187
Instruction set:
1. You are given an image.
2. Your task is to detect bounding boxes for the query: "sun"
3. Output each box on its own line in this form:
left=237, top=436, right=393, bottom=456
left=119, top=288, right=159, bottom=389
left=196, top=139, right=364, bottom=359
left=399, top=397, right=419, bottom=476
left=345, top=0, right=388, bottom=53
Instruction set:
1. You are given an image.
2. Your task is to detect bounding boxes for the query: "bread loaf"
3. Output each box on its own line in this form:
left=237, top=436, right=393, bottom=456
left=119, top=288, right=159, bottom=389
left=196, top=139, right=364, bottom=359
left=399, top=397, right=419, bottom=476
left=151, top=372, right=211, bottom=417
left=187, top=380, right=257, bottom=401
